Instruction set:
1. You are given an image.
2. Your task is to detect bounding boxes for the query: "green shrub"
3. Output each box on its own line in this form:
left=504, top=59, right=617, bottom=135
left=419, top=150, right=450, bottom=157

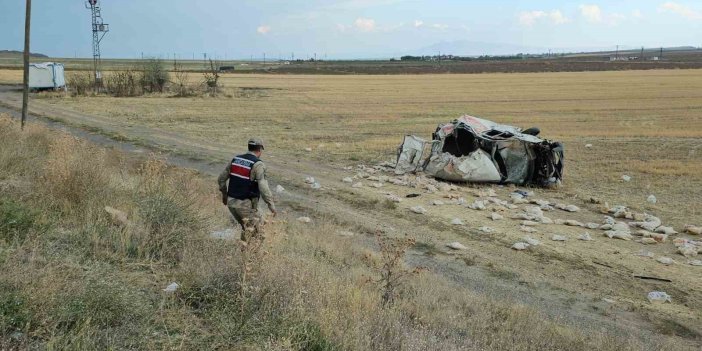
left=105, top=70, right=143, bottom=97
left=0, top=282, right=31, bottom=335
left=66, top=72, right=94, bottom=96
left=140, top=59, right=169, bottom=93
left=0, top=198, right=39, bottom=243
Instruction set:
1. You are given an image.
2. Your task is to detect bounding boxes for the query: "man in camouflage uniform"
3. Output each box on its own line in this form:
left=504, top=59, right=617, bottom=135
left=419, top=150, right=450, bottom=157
left=218, top=138, right=277, bottom=241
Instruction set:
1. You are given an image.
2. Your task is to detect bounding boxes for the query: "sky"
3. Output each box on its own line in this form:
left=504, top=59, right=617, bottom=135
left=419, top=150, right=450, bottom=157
left=1, top=0, right=701, bottom=59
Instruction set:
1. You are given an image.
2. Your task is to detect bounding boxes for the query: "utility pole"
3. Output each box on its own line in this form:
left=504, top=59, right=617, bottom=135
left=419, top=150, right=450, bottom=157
left=21, top=0, right=32, bottom=130
left=86, top=0, right=109, bottom=92
left=263, top=53, right=266, bottom=66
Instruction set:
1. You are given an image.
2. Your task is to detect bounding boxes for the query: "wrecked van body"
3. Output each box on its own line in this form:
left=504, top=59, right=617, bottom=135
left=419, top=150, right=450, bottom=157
left=396, top=115, right=564, bottom=187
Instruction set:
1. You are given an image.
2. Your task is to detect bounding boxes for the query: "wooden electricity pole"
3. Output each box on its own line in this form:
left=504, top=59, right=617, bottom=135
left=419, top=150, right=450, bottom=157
left=21, top=0, right=32, bottom=130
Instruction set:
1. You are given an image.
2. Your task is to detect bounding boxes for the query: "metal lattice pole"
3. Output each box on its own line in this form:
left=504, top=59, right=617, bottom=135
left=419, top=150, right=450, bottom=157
left=86, top=0, right=108, bottom=92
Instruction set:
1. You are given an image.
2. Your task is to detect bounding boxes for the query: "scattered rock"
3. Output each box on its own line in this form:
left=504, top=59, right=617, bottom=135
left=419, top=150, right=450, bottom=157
left=311, top=182, right=322, bottom=190
left=337, top=231, right=355, bottom=237
left=554, top=219, right=565, bottom=225
left=656, top=257, right=674, bottom=265
left=447, top=242, right=468, bottom=250
left=603, top=298, right=616, bottom=304
left=304, top=147, right=313, bottom=152
left=634, top=250, right=655, bottom=258
left=297, top=217, right=312, bottom=223
left=524, top=237, right=541, bottom=246
left=677, top=244, right=699, bottom=258
left=352, top=182, right=363, bottom=188
left=163, top=282, right=179, bottom=293
left=631, top=215, right=661, bottom=232
left=604, top=231, right=633, bottom=241
left=551, top=235, right=568, bottom=242
left=647, top=195, right=657, bottom=204
left=655, top=226, right=678, bottom=235
left=689, top=260, right=702, bottom=266
left=585, top=222, right=600, bottom=230
left=578, top=233, right=593, bottom=241
left=512, top=242, right=530, bottom=251
left=342, top=177, right=353, bottom=183
left=450, top=218, right=464, bottom=226
left=478, top=226, right=495, bottom=234
left=387, top=194, right=402, bottom=203
left=489, top=212, right=504, bottom=221
left=684, top=225, right=702, bottom=235
left=521, top=220, right=539, bottom=227
left=639, top=238, right=658, bottom=245
left=585, top=144, right=593, bottom=148
left=431, top=200, right=445, bottom=206
left=371, top=182, right=383, bottom=188
left=104, top=206, right=130, bottom=227
left=538, top=217, right=554, bottom=224
left=410, top=206, right=427, bottom=214
left=275, top=185, right=286, bottom=194
left=622, top=175, right=631, bottom=182
left=304, top=176, right=315, bottom=184
left=469, top=200, right=487, bottom=211
left=556, top=203, right=580, bottom=212
left=647, top=291, right=671, bottom=304
left=520, top=226, right=538, bottom=233
left=564, top=220, right=585, bottom=227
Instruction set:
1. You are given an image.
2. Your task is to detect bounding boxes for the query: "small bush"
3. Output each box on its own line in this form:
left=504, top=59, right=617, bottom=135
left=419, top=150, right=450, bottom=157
left=0, top=282, right=31, bottom=335
left=66, top=72, right=94, bottom=96
left=105, top=70, right=143, bottom=97
left=140, top=59, right=169, bottom=93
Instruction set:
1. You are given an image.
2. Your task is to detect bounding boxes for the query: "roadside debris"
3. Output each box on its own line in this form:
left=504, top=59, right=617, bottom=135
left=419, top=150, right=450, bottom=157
left=210, top=228, right=236, bottom=240
left=297, top=216, right=312, bottom=223
left=578, top=233, right=593, bottom=241
left=410, top=206, right=427, bottom=214
left=689, top=260, right=702, bottom=266
left=524, top=237, right=541, bottom=246
left=342, top=177, right=353, bottom=183
left=647, top=195, right=657, bottom=204
left=634, top=250, right=655, bottom=258
left=551, top=235, right=567, bottom=241
left=478, top=226, right=495, bottom=234
left=275, top=185, right=285, bottom=194
left=163, top=282, right=179, bottom=293
left=511, top=242, right=530, bottom=251
left=311, top=182, right=322, bottom=190
left=395, top=115, right=564, bottom=187
left=622, top=175, right=631, bottom=182
left=489, top=212, right=504, bottom=221
left=647, top=291, right=672, bottom=304
left=684, top=225, right=702, bottom=235
left=304, top=176, right=315, bottom=184
left=447, top=242, right=468, bottom=250
left=352, top=182, right=363, bottom=188
left=656, top=257, right=674, bottom=265
left=520, top=226, right=538, bottom=233
left=451, top=218, right=464, bottom=226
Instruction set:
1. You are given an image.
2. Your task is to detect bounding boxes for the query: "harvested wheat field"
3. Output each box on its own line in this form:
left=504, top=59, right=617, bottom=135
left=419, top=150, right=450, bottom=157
left=1, top=68, right=701, bottom=349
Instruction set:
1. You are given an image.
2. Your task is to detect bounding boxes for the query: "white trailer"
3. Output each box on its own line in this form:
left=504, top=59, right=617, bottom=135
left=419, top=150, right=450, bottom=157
left=29, top=62, right=66, bottom=90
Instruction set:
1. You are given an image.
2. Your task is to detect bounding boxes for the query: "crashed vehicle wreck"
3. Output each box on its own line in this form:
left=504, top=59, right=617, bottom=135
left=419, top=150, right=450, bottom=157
left=396, top=115, right=564, bottom=187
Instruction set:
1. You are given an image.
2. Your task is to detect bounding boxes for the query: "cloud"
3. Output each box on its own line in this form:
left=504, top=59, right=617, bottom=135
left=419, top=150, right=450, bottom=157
left=579, top=4, right=603, bottom=22
left=431, top=23, right=449, bottom=30
left=414, top=20, right=424, bottom=28
left=256, top=25, right=271, bottom=35
left=659, top=2, right=702, bottom=20
left=631, top=9, right=643, bottom=19
left=354, top=17, right=376, bottom=31
left=519, top=10, right=570, bottom=27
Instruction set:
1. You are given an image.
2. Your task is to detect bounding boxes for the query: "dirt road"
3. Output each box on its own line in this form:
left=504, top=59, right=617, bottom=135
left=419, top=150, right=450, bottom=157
left=1, top=85, right=700, bottom=346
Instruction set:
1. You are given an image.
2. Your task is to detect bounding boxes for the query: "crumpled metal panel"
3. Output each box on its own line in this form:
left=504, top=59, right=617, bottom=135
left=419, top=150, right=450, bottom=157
left=395, top=135, right=427, bottom=174
left=425, top=149, right=501, bottom=182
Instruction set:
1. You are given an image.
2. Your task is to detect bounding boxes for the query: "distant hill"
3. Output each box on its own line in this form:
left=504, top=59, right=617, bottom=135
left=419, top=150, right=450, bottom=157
left=0, top=50, right=49, bottom=58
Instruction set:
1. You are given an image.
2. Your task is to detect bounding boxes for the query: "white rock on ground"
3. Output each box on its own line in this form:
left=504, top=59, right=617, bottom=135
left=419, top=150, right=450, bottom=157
left=622, top=175, right=632, bottom=182
left=520, top=226, right=538, bottom=233
left=647, top=195, right=657, bottom=204
left=634, top=250, right=655, bottom=258
left=451, top=218, right=464, bottom=226
left=304, top=147, right=313, bottom=152
left=655, top=226, right=678, bottom=235
left=512, top=242, right=530, bottom=251
left=163, top=282, right=179, bottom=293
left=689, top=260, right=702, bottom=266
left=490, top=213, right=504, bottom=221
left=275, top=185, right=285, bottom=194
left=585, top=144, right=593, bottom=148
left=387, top=194, right=402, bottom=203
left=678, top=244, right=699, bottom=258
left=684, top=225, right=702, bottom=235
left=478, top=226, right=495, bottom=233
left=469, top=201, right=487, bottom=210
left=297, top=217, right=312, bottom=223
left=647, top=291, right=672, bottom=304
left=656, top=257, right=674, bottom=265
left=210, top=228, right=236, bottom=240
left=604, top=231, right=633, bottom=241
left=337, top=231, right=355, bottom=237
left=564, top=220, right=585, bottom=227
left=551, top=235, right=568, bottom=242
left=432, top=200, right=445, bottom=206
left=311, top=182, right=322, bottom=189
left=524, top=237, right=541, bottom=246
left=521, top=220, right=539, bottom=227
left=371, top=182, right=383, bottom=188
left=352, top=182, right=363, bottom=188
left=585, top=222, right=600, bottom=229
left=578, top=233, right=593, bottom=241
left=342, top=177, right=353, bottom=183
left=410, top=206, right=427, bottom=214
left=304, top=176, right=315, bottom=184
left=447, top=242, right=468, bottom=250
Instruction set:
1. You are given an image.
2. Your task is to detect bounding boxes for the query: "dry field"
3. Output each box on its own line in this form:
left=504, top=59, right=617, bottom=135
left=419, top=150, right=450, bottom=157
left=2, top=68, right=702, bottom=348
left=3, top=69, right=700, bottom=225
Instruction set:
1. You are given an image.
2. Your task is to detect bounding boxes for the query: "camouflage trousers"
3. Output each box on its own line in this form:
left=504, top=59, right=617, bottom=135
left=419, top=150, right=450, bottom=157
left=227, top=198, right=262, bottom=242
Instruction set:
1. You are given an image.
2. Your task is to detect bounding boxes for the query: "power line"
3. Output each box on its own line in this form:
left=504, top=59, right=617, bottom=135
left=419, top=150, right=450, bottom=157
left=21, top=0, right=31, bottom=130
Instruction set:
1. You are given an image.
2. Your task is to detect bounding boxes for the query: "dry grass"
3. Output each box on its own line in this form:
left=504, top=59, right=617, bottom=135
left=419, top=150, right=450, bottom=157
left=12, top=69, right=701, bottom=226
left=0, top=115, right=692, bottom=350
